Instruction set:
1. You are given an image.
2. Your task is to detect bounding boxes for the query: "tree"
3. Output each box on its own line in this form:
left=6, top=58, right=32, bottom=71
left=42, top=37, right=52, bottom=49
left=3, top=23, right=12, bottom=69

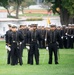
left=8, top=0, right=36, bottom=18
left=62, top=0, right=74, bottom=24
left=8, top=0, right=24, bottom=19
left=21, top=0, right=36, bottom=14
left=0, top=0, right=23, bottom=18
left=44, top=0, right=74, bottom=25
left=0, top=0, right=11, bottom=16
left=0, top=0, right=36, bottom=19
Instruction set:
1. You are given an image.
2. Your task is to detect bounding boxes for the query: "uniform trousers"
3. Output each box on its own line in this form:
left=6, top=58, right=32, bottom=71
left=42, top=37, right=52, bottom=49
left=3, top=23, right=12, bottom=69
left=11, top=43, right=23, bottom=65
left=48, top=43, right=58, bottom=64
left=30, top=43, right=39, bottom=65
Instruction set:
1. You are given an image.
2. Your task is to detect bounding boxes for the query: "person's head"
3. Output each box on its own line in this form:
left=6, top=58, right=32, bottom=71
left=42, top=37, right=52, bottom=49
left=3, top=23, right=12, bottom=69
left=8, top=24, right=12, bottom=30
left=37, top=26, right=42, bottom=29
left=32, top=24, right=37, bottom=30
left=45, top=27, right=50, bottom=31
left=23, top=25, right=27, bottom=29
left=12, top=26, right=17, bottom=32
left=50, top=24, right=56, bottom=31
left=71, top=24, right=74, bottom=29
left=20, top=25, right=27, bottom=29
left=19, top=25, right=24, bottom=29
left=62, top=25, right=66, bottom=30
left=27, top=25, right=32, bottom=31
left=41, top=26, right=45, bottom=30
left=57, top=26, right=61, bottom=30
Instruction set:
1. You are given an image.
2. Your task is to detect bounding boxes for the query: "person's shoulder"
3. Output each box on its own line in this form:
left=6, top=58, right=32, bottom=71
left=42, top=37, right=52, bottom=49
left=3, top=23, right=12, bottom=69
left=47, top=30, right=50, bottom=33
left=7, top=30, right=12, bottom=34
left=17, top=30, right=21, bottom=34
left=6, top=30, right=10, bottom=33
left=36, top=29, right=40, bottom=33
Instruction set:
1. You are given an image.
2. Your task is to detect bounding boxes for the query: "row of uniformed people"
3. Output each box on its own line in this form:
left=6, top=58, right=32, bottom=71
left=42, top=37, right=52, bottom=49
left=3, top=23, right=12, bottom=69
left=56, top=25, right=74, bottom=49
left=26, top=25, right=74, bottom=49
left=22, top=24, right=74, bottom=65
left=5, top=24, right=59, bottom=66
left=5, top=24, right=74, bottom=66
left=10, top=24, right=74, bottom=50
left=5, top=24, right=42, bottom=65
left=36, top=25, right=74, bottom=49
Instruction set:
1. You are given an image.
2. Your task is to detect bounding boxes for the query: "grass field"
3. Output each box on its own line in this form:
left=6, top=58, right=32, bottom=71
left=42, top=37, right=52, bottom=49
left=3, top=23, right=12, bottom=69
left=0, top=41, right=74, bottom=75
left=19, top=13, right=59, bottom=17
left=20, top=13, right=48, bottom=17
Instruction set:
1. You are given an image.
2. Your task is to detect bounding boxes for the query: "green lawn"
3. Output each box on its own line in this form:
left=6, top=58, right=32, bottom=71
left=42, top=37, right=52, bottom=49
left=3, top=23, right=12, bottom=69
left=19, top=13, right=59, bottom=17
left=20, top=13, right=47, bottom=17
left=0, top=41, right=74, bottom=75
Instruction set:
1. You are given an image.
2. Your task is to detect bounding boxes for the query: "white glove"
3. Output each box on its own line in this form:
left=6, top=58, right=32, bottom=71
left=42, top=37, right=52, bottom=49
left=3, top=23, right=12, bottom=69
left=45, top=38, right=47, bottom=41
left=46, top=47, right=49, bottom=50
left=26, top=46, right=30, bottom=50
left=5, top=45, right=11, bottom=51
left=65, top=33, right=68, bottom=35
left=71, top=36, right=73, bottom=38
left=20, top=42, right=22, bottom=45
left=66, top=37, right=67, bottom=39
left=61, top=36, right=63, bottom=39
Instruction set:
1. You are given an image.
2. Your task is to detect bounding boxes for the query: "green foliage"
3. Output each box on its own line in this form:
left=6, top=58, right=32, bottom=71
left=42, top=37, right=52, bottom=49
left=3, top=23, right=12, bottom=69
left=19, top=13, right=58, bottom=17
left=45, top=0, right=74, bottom=15
left=62, top=0, right=74, bottom=15
left=21, top=0, right=36, bottom=7
left=0, top=0, right=9, bottom=8
left=9, top=0, right=24, bottom=5
left=45, top=0, right=55, bottom=3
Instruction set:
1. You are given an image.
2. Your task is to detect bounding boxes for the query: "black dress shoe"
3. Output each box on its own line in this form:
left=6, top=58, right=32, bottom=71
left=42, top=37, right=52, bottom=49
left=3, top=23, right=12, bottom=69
left=11, top=64, right=15, bottom=66
left=55, top=62, right=59, bottom=64
left=20, top=63, right=23, bottom=66
left=36, top=63, right=39, bottom=65
left=7, top=63, right=10, bottom=65
left=30, top=63, right=33, bottom=65
left=27, top=62, right=30, bottom=64
left=48, top=62, right=52, bottom=64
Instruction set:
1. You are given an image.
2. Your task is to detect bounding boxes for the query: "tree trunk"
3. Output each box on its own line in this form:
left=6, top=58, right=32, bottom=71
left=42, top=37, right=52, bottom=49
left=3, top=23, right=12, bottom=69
left=60, top=8, right=70, bottom=26
left=21, top=6, right=24, bottom=14
left=6, top=8, right=11, bottom=16
left=16, top=3, right=20, bottom=19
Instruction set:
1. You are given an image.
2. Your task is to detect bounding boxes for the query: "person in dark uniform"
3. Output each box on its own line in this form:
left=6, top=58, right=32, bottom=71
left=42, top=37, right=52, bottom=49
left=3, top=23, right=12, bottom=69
left=37, top=26, right=42, bottom=48
left=26, top=24, right=42, bottom=65
left=73, top=25, right=74, bottom=48
left=41, top=26, right=46, bottom=48
left=68, top=24, right=74, bottom=48
left=9, top=26, right=24, bottom=66
left=57, top=26, right=63, bottom=49
left=47, top=24, right=59, bottom=64
left=72, top=25, right=74, bottom=48
left=5, top=24, right=12, bottom=64
left=61, top=25, right=69, bottom=48
left=19, top=25, right=29, bottom=57
left=45, top=27, right=50, bottom=47
left=71, top=25, right=74, bottom=48
left=22, top=25, right=29, bottom=48
left=26, top=25, right=33, bottom=64
left=18, top=25, right=25, bottom=56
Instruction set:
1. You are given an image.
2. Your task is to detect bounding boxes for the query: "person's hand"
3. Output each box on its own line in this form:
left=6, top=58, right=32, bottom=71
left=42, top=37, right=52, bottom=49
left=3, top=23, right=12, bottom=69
left=61, top=36, right=63, bottom=39
left=46, top=47, right=48, bottom=51
left=5, top=45, right=11, bottom=51
left=26, top=46, right=30, bottom=50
